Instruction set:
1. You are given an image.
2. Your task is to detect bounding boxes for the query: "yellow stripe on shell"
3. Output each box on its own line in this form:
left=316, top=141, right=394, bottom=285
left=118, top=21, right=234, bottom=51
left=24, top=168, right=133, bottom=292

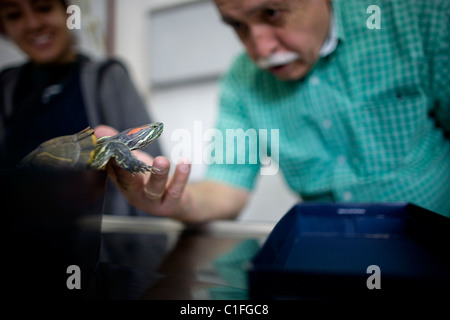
left=87, top=133, right=98, bottom=165
left=35, top=151, right=74, bottom=163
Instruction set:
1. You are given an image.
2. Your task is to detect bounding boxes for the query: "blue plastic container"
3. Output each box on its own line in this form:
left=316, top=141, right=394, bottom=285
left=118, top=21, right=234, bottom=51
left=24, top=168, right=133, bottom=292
left=249, top=203, right=450, bottom=300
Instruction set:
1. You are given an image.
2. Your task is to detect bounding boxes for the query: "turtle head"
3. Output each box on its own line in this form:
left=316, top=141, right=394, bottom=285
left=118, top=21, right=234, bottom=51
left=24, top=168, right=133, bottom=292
left=116, top=122, right=164, bottom=150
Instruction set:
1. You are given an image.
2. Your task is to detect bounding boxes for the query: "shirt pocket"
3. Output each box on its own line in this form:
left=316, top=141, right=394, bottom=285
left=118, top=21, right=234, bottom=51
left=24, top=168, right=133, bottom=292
left=353, top=87, right=431, bottom=173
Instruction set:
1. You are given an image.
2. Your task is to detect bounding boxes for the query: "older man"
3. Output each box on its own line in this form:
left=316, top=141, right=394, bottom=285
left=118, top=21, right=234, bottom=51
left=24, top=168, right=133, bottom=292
left=98, top=0, right=450, bottom=221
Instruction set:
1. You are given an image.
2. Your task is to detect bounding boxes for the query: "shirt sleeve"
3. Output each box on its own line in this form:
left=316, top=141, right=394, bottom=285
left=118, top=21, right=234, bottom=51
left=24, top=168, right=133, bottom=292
left=205, top=54, right=260, bottom=190
left=430, top=0, right=450, bottom=134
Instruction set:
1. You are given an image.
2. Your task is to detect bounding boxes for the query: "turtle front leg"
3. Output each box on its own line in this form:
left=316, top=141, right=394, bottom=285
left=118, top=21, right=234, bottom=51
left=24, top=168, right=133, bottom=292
left=91, top=140, right=159, bottom=174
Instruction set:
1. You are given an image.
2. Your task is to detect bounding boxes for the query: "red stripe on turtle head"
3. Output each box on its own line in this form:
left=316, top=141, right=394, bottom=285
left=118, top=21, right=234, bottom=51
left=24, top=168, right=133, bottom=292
left=127, top=125, right=149, bottom=136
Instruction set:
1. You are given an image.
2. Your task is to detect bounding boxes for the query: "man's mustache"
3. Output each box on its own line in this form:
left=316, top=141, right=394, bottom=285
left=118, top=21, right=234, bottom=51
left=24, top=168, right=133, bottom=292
left=256, top=51, right=301, bottom=69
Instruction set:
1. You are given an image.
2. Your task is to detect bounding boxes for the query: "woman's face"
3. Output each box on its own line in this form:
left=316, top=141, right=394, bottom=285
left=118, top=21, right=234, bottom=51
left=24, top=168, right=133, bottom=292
left=0, top=0, right=75, bottom=64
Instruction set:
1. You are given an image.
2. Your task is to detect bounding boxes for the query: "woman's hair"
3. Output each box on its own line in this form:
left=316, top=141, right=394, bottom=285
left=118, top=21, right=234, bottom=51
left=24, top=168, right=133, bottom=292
left=0, top=0, right=69, bottom=36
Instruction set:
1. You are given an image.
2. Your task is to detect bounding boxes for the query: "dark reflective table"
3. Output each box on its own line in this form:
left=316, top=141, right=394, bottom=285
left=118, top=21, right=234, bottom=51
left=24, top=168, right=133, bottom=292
left=95, top=216, right=274, bottom=300
left=1, top=167, right=273, bottom=301
left=2, top=168, right=106, bottom=299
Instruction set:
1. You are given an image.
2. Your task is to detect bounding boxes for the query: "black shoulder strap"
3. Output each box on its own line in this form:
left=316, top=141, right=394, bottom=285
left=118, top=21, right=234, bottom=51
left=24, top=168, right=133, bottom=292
left=95, top=59, right=128, bottom=120
left=96, top=58, right=128, bottom=86
left=0, top=65, right=22, bottom=125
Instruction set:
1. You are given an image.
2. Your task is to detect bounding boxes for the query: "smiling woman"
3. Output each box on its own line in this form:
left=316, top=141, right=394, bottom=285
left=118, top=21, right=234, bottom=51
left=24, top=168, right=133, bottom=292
left=0, top=0, right=75, bottom=64
left=0, top=0, right=162, bottom=216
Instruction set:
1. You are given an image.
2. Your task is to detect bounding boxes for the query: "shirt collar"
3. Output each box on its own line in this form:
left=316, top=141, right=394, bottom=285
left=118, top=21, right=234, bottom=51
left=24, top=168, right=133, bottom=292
left=319, top=1, right=344, bottom=57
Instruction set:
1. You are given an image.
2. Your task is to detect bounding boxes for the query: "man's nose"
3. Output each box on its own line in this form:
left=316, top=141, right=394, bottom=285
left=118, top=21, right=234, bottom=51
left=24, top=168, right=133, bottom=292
left=249, top=25, right=278, bottom=58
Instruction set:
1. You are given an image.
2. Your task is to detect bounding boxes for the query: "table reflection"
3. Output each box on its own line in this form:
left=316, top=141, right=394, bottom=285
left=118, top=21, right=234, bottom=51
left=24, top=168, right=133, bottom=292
left=95, top=216, right=273, bottom=300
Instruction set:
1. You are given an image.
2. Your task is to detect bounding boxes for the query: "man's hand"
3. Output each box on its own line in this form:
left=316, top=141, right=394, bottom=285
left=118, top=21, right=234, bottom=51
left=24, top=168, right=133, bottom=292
left=95, top=125, right=191, bottom=220
left=95, top=125, right=249, bottom=223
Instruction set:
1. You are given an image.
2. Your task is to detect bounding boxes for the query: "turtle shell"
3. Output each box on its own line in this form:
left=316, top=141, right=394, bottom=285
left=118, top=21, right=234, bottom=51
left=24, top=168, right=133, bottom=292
left=19, top=127, right=98, bottom=171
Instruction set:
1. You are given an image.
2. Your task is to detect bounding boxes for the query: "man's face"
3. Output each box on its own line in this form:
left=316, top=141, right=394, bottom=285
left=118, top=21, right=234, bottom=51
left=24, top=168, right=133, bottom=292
left=0, top=0, right=74, bottom=64
left=215, top=0, right=332, bottom=80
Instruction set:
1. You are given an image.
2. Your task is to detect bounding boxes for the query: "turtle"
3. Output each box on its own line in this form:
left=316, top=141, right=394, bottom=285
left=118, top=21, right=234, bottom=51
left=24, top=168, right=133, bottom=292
left=19, top=122, right=164, bottom=173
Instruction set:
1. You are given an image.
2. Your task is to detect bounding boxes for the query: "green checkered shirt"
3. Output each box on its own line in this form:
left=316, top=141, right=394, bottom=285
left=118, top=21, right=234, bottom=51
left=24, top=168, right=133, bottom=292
left=206, top=0, right=450, bottom=217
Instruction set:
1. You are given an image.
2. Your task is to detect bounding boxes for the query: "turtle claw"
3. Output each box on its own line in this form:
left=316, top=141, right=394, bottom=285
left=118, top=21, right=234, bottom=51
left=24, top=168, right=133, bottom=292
left=144, top=165, right=160, bottom=175
left=125, top=163, right=160, bottom=175
left=149, top=166, right=160, bottom=173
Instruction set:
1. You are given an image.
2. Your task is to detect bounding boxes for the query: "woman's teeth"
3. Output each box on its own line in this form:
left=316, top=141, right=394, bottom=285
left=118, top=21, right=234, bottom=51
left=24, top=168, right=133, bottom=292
left=31, top=34, right=52, bottom=45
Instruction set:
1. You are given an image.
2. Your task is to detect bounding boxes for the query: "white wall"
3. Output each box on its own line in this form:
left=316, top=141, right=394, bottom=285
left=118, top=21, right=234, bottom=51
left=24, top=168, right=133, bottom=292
left=115, top=0, right=299, bottom=222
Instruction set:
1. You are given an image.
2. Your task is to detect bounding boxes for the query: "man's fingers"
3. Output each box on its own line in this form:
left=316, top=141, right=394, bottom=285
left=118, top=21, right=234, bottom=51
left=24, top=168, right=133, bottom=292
left=144, top=156, right=171, bottom=201
left=164, top=159, right=191, bottom=203
left=104, top=150, right=190, bottom=217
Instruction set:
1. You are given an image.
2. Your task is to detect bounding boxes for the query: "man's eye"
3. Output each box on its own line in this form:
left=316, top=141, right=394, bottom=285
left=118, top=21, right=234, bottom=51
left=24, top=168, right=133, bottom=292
left=226, top=19, right=247, bottom=33
left=232, top=21, right=243, bottom=30
left=266, top=9, right=278, bottom=17
left=264, top=9, right=282, bottom=23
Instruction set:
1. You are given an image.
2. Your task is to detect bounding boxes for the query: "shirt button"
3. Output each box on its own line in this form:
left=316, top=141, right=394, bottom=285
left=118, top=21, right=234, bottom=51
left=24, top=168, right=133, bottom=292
left=322, top=119, right=332, bottom=129
left=337, top=155, right=346, bottom=164
left=343, top=192, right=353, bottom=201
left=310, top=76, right=320, bottom=85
